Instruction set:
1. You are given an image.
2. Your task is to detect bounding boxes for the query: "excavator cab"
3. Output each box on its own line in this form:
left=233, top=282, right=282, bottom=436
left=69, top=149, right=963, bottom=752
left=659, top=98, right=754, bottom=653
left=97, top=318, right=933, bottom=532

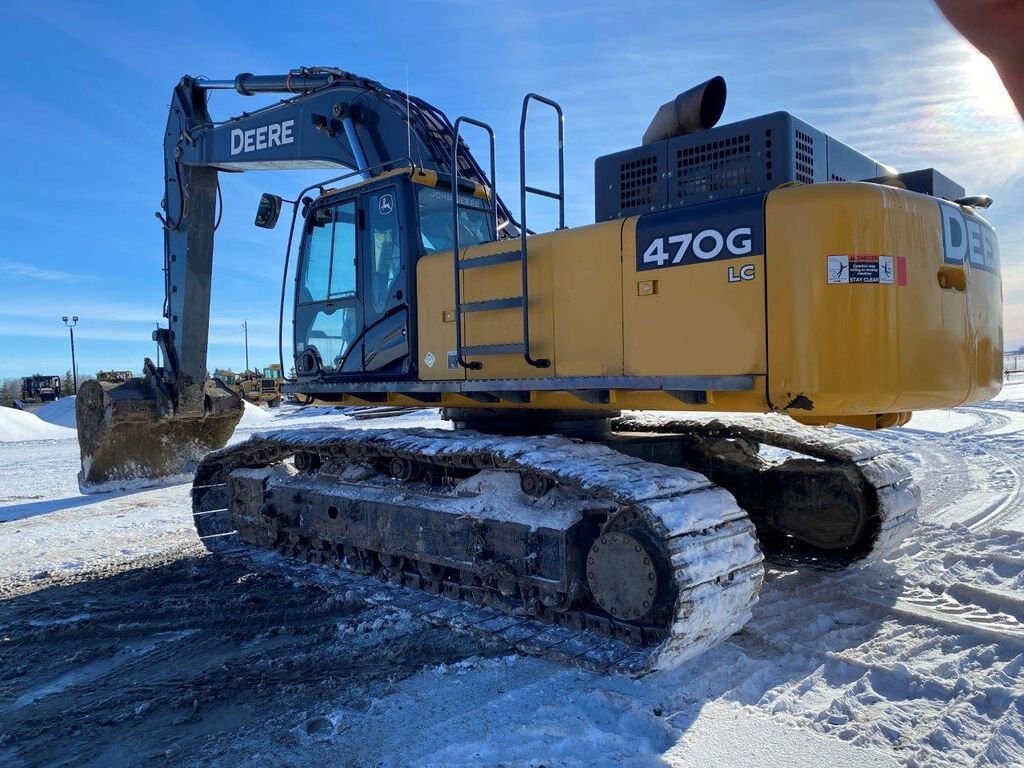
left=280, top=170, right=495, bottom=384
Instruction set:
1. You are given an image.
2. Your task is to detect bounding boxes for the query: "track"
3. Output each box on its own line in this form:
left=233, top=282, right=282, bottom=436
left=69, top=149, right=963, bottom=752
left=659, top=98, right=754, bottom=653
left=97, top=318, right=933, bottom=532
left=615, top=412, right=921, bottom=566
left=191, top=427, right=765, bottom=675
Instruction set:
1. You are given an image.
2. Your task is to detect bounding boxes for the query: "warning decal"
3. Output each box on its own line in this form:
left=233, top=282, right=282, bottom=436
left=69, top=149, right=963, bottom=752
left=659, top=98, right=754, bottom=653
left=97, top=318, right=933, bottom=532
left=827, top=254, right=906, bottom=285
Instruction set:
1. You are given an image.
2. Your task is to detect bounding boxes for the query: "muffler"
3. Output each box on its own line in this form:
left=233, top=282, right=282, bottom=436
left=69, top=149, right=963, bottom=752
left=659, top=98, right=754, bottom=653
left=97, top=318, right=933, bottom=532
left=642, top=75, right=727, bottom=145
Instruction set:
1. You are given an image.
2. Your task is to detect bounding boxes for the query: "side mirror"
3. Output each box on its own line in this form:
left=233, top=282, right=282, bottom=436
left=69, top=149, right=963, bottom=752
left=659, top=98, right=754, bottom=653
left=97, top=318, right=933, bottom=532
left=255, top=193, right=283, bottom=229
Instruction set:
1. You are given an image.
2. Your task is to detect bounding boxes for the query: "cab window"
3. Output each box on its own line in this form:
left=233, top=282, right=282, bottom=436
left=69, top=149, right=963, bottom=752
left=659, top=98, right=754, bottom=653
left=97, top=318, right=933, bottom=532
left=299, top=200, right=357, bottom=303
left=367, top=189, right=401, bottom=315
left=416, top=186, right=493, bottom=254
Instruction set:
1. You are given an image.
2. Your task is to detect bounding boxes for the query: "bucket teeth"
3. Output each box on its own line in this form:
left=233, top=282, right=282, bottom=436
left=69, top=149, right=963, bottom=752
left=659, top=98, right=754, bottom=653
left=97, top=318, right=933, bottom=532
left=76, top=377, right=243, bottom=493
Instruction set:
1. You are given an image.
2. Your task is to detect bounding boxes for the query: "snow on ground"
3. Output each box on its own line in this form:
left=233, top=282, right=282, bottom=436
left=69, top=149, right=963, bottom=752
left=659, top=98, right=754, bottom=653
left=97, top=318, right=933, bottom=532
left=34, top=396, right=77, bottom=429
left=2, top=380, right=1024, bottom=766
left=238, top=399, right=274, bottom=425
left=868, top=375, right=1024, bottom=535
left=0, top=403, right=77, bottom=442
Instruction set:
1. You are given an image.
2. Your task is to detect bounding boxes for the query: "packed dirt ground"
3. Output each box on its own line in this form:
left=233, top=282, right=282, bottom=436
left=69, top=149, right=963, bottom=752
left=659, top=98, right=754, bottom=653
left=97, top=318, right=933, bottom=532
left=0, top=548, right=500, bottom=767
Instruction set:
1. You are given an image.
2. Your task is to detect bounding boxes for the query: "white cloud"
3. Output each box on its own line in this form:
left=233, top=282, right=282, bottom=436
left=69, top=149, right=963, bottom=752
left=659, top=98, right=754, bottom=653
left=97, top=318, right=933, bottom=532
left=0, top=258, right=89, bottom=283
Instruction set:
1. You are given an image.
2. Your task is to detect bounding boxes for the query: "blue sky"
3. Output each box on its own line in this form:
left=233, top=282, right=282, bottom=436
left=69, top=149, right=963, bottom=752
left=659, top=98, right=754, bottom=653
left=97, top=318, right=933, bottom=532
left=0, top=0, right=1020, bottom=380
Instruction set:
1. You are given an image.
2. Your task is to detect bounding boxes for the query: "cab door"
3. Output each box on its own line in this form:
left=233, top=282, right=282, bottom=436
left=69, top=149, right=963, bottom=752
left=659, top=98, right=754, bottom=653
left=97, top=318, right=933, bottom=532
left=294, top=197, right=362, bottom=373
left=294, top=186, right=413, bottom=379
left=359, top=186, right=410, bottom=374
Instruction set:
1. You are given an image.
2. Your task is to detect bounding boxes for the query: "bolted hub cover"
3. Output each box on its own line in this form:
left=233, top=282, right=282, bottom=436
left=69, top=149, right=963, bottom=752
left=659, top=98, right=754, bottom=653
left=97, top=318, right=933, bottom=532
left=586, top=531, right=660, bottom=622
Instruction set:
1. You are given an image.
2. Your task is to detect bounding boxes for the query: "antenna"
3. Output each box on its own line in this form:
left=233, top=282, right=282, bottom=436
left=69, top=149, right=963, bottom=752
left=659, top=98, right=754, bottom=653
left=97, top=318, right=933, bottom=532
left=406, top=64, right=412, bottom=162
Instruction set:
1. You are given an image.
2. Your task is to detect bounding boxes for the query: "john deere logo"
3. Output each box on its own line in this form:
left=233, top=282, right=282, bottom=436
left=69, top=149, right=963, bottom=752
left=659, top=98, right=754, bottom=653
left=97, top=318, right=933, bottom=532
left=379, top=194, right=394, bottom=215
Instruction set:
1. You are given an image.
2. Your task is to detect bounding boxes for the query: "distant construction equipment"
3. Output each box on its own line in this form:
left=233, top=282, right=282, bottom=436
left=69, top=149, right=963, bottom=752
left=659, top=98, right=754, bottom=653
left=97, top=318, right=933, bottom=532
left=21, top=375, right=63, bottom=403
left=215, top=364, right=284, bottom=407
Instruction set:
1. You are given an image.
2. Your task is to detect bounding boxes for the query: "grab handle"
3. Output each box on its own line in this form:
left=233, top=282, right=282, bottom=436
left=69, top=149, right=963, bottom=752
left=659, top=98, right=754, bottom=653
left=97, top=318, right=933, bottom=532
left=937, top=265, right=966, bottom=292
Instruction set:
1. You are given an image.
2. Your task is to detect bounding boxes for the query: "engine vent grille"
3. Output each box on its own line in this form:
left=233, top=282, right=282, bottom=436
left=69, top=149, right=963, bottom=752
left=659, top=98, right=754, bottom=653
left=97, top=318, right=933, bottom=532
left=619, top=155, right=659, bottom=210
left=676, top=133, right=752, bottom=202
left=594, top=112, right=885, bottom=219
left=795, top=129, right=815, bottom=184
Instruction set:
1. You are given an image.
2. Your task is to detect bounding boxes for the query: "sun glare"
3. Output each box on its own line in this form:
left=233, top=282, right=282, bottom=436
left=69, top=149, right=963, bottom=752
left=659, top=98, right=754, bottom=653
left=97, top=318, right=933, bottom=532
left=959, top=45, right=1019, bottom=126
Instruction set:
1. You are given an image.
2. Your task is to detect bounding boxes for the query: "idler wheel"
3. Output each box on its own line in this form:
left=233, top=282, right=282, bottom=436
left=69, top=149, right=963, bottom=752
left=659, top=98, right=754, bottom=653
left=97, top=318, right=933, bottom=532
left=388, top=456, right=421, bottom=482
left=586, top=530, right=662, bottom=622
left=294, top=451, right=322, bottom=472
left=520, top=472, right=553, bottom=498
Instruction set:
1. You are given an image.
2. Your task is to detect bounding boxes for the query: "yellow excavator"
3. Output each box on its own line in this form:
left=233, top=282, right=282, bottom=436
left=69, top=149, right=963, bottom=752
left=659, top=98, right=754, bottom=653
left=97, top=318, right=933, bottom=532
left=76, top=69, right=1002, bottom=673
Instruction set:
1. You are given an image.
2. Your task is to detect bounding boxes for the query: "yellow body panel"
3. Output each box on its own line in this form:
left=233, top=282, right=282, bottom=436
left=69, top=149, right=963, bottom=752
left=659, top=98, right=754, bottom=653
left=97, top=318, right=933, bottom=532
left=548, top=222, right=625, bottom=377
left=764, top=183, right=1002, bottom=415
left=621, top=218, right=766, bottom=377
left=418, top=219, right=629, bottom=382
left=462, top=245, right=553, bottom=381
left=409, top=181, right=1001, bottom=425
left=417, top=248, right=464, bottom=382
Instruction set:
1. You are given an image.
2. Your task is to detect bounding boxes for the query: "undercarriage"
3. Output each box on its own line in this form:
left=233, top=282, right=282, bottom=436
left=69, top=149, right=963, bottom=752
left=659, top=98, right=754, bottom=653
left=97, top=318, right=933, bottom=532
left=190, top=410, right=918, bottom=674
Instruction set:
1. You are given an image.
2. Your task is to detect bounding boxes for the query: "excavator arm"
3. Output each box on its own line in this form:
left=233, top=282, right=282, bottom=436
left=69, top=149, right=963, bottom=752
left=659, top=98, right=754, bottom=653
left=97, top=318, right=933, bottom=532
left=161, top=67, right=512, bottom=414
left=77, top=67, right=507, bottom=490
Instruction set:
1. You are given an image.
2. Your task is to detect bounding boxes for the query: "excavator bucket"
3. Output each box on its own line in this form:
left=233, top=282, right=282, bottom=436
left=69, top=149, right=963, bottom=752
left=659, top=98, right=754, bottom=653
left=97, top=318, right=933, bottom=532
left=76, top=376, right=244, bottom=492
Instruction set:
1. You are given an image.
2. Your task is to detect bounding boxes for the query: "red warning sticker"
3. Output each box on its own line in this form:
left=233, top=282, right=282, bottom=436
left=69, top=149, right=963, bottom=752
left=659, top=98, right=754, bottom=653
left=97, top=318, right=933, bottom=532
left=827, top=254, right=907, bottom=285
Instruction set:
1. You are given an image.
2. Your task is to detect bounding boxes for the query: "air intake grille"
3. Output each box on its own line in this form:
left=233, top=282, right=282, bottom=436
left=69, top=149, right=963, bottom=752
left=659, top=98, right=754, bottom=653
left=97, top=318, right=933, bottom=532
left=619, top=155, right=659, bottom=209
left=795, top=129, right=815, bottom=184
left=676, top=133, right=752, bottom=202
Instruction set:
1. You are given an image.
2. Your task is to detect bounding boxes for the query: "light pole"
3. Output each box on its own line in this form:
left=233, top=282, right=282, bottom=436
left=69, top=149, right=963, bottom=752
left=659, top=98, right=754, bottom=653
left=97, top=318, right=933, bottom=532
left=243, top=320, right=249, bottom=372
left=61, top=315, right=79, bottom=393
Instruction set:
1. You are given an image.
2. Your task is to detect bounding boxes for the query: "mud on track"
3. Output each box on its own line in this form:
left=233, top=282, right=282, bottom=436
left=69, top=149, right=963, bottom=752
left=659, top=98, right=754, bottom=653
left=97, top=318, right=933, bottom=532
left=0, top=549, right=497, bottom=768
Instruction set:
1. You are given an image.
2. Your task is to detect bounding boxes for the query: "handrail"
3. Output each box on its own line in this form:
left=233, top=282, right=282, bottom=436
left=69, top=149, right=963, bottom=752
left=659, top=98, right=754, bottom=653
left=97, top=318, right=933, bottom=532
left=518, top=93, right=564, bottom=369
left=451, top=116, right=498, bottom=370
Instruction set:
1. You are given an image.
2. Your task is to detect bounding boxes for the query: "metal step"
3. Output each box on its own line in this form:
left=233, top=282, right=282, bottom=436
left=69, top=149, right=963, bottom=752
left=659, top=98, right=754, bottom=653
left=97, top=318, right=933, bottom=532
left=458, top=250, right=523, bottom=270
left=461, top=342, right=526, bottom=356
left=523, top=184, right=561, bottom=201
left=459, top=296, right=524, bottom=313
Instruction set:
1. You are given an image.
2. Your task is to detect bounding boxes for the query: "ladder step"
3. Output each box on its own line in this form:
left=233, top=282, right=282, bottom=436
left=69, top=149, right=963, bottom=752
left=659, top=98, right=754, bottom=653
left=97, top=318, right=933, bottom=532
left=459, top=297, right=523, bottom=313
left=458, top=250, right=523, bottom=270
left=462, top=343, right=525, bottom=356
left=524, top=185, right=562, bottom=201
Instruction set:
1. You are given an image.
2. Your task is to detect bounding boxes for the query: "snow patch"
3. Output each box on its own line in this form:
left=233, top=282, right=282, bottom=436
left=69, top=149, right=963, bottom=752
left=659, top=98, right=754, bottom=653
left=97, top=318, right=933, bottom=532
left=0, top=405, right=77, bottom=443
left=34, top=396, right=78, bottom=429
left=238, top=400, right=274, bottom=426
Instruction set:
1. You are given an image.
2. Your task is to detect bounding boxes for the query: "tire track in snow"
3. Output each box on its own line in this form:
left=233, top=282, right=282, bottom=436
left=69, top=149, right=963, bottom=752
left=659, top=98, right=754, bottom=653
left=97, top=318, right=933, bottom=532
left=867, top=406, right=1024, bottom=532
left=714, top=557, right=1024, bottom=767
left=950, top=406, right=1024, bottom=533
left=855, top=521, right=1024, bottom=652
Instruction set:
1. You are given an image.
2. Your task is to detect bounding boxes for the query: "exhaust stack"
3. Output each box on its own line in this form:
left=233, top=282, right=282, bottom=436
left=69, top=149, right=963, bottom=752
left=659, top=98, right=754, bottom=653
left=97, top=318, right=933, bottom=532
left=642, top=76, right=727, bottom=146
